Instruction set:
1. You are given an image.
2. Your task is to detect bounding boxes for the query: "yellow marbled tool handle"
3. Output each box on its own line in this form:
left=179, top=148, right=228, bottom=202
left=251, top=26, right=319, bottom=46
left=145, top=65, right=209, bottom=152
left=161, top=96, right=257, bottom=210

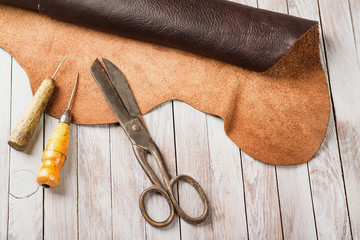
left=8, top=77, right=55, bottom=151
left=36, top=122, right=70, bottom=188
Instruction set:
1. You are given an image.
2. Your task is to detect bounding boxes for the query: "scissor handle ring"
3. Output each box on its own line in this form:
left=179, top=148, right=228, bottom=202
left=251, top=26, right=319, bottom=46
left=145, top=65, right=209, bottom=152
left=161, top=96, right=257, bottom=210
left=169, top=174, right=209, bottom=224
left=139, top=185, right=175, bottom=227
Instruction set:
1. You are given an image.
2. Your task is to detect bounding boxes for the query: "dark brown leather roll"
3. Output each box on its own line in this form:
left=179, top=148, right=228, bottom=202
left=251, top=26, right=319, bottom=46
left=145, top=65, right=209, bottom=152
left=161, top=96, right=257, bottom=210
left=1, top=0, right=317, bottom=72
left=0, top=0, right=38, bottom=11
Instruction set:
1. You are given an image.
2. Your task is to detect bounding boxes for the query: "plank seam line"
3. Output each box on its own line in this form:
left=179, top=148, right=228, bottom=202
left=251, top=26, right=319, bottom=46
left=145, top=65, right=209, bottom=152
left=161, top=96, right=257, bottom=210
left=171, top=100, right=182, bottom=239
left=306, top=162, right=319, bottom=240
left=76, top=125, right=79, bottom=240
left=143, top=124, right=148, bottom=240
left=347, top=0, right=360, bottom=67
left=274, top=167, right=285, bottom=240
left=42, top=112, right=46, bottom=240
left=239, top=150, right=249, bottom=240
left=328, top=110, right=354, bottom=240
left=6, top=56, right=13, bottom=240
left=285, top=0, right=290, bottom=15
left=42, top=186, right=45, bottom=239
left=109, top=125, right=114, bottom=240
left=316, top=0, right=354, bottom=238
left=204, top=113, right=214, bottom=233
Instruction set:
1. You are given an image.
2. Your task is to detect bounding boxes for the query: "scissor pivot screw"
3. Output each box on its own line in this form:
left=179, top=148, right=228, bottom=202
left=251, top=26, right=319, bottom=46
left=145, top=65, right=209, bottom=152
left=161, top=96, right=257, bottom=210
left=132, top=124, right=140, bottom=132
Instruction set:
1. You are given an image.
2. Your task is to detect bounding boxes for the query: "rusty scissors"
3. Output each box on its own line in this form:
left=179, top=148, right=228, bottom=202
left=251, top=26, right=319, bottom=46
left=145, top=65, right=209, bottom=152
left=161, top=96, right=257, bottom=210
left=90, top=58, right=209, bottom=227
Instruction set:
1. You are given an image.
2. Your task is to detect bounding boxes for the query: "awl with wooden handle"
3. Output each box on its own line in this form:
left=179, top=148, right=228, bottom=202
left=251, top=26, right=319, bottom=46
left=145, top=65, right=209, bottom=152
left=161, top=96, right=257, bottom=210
left=8, top=55, right=67, bottom=151
left=36, top=74, right=79, bottom=188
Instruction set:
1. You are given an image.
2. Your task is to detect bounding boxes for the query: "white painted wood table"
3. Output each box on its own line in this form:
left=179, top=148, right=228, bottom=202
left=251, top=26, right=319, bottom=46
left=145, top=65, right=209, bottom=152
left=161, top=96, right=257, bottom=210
left=1, top=0, right=359, bottom=239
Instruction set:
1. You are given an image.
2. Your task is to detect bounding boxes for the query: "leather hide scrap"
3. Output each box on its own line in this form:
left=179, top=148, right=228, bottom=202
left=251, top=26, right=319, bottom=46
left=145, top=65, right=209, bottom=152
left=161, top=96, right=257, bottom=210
left=0, top=4, right=330, bottom=165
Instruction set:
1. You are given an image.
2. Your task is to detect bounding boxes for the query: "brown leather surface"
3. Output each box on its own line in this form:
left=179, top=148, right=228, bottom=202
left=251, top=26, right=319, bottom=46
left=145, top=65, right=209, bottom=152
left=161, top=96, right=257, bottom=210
left=2, top=0, right=316, bottom=72
left=0, top=0, right=38, bottom=11
left=0, top=4, right=330, bottom=165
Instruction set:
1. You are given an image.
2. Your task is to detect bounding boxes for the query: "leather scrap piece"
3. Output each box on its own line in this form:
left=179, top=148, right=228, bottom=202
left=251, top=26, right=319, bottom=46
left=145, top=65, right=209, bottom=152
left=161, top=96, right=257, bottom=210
left=0, top=4, right=330, bottom=165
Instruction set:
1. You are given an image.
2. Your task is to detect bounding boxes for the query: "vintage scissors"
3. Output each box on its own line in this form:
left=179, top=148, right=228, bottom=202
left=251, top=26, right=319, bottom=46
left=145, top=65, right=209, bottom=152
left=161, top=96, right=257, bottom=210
left=90, top=58, right=209, bottom=227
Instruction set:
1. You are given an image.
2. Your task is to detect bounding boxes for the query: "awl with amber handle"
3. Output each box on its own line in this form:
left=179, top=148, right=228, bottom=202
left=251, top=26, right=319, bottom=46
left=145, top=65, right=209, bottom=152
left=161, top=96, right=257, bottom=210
left=36, top=74, right=78, bottom=188
left=8, top=55, right=67, bottom=151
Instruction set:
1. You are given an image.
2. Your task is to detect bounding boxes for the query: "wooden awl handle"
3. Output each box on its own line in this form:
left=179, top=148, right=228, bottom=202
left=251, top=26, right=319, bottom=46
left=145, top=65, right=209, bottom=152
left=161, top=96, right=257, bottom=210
left=36, top=122, right=70, bottom=188
left=8, top=77, right=55, bottom=151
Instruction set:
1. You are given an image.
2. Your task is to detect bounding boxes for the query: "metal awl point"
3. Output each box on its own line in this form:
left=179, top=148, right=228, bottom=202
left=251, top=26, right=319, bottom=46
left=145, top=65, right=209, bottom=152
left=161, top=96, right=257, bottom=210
left=52, top=54, right=67, bottom=79
left=67, top=73, right=79, bottom=110
left=59, top=73, right=79, bottom=124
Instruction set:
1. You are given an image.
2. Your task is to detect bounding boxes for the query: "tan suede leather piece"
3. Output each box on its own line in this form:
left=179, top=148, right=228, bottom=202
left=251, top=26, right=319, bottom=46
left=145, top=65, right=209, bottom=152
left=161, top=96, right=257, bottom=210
left=0, top=5, right=330, bottom=165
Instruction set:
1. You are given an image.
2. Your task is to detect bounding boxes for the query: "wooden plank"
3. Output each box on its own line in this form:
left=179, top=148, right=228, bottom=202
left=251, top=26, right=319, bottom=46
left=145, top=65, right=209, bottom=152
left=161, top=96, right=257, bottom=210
left=258, top=0, right=286, bottom=11
left=349, top=0, right=360, bottom=65
left=78, top=124, right=112, bottom=239
left=348, top=0, right=360, bottom=236
left=276, top=165, right=317, bottom=239
left=8, top=58, right=44, bottom=239
left=316, top=0, right=360, bottom=238
left=242, top=152, right=283, bottom=240
left=232, top=0, right=257, bottom=7
left=0, top=48, right=11, bottom=240
left=173, top=100, right=213, bottom=239
left=309, top=117, right=351, bottom=240
left=257, top=0, right=317, bottom=239
left=43, top=115, right=78, bottom=240
left=206, top=115, right=248, bottom=239
left=110, top=123, right=145, bottom=239
left=143, top=102, right=181, bottom=239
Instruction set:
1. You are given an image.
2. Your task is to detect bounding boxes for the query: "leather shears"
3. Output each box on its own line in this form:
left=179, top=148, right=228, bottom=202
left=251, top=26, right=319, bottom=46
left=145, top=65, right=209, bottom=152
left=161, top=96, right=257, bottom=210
left=90, top=58, right=209, bottom=227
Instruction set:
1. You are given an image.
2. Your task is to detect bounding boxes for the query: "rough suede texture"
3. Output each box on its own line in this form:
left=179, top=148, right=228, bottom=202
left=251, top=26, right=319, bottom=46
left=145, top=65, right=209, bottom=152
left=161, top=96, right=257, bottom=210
left=0, top=5, right=330, bottom=165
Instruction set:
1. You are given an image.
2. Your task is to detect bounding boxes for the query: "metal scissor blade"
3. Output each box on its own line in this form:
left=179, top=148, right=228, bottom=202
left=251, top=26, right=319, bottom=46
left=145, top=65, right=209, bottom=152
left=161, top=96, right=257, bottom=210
left=90, top=59, right=132, bottom=126
left=102, top=58, right=141, bottom=117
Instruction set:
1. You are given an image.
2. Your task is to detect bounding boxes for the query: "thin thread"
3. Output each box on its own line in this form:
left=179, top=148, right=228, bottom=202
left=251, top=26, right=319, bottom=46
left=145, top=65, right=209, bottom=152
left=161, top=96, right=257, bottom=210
left=9, top=169, right=40, bottom=199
